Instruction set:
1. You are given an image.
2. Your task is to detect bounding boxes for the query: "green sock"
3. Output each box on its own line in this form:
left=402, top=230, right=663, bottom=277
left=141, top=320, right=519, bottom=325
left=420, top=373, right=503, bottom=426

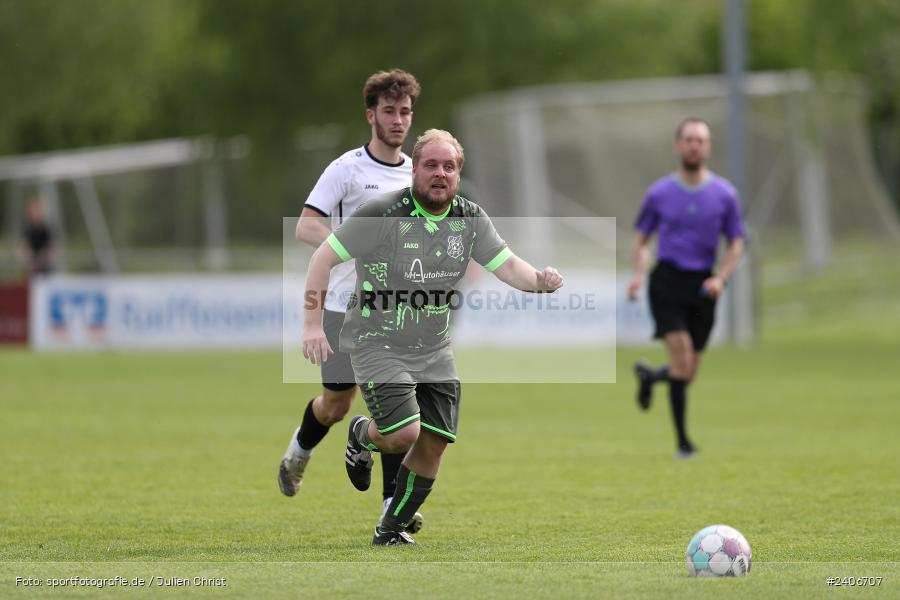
left=380, top=465, right=433, bottom=532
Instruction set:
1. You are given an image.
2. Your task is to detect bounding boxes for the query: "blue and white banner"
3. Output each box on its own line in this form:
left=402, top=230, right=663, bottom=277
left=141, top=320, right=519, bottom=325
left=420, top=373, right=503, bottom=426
left=29, top=272, right=716, bottom=352
left=30, top=275, right=284, bottom=350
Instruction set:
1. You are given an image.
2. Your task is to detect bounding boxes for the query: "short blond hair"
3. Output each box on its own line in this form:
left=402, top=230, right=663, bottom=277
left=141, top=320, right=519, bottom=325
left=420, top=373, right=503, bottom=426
left=412, top=129, right=465, bottom=170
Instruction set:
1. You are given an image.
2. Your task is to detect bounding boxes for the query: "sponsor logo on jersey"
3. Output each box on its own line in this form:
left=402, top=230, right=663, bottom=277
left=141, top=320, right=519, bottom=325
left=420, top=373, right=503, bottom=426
left=403, top=242, right=419, bottom=249
left=405, top=259, right=425, bottom=283
left=403, top=258, right=461, bottom=283
left=447, top=234, right=464, bottom=259
left=365, top=184, right=379, bottom=190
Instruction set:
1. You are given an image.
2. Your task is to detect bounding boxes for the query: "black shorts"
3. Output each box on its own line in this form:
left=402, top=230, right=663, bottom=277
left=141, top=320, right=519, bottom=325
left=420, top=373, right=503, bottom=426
left=648, top=261, right=717, bottom=351
left=322, top=309, right=356, bottom=391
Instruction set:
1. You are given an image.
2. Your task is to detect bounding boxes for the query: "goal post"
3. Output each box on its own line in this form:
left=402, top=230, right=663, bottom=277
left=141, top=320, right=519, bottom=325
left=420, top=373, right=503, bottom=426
left=455, top=70, right=900, bottom=344
left=0, top=137, right=248, bottom=274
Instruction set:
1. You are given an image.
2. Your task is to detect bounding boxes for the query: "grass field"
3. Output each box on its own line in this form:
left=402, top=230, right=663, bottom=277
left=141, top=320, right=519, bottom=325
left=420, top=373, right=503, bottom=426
left=2, top=241, right=899, bottom=598
left=2, top=315, right=899, bottom=598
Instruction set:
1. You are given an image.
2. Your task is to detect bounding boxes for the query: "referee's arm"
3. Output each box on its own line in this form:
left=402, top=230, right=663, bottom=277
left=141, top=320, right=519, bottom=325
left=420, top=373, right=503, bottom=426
left=627, top=233, right=652, bottom=301
left=702, top=237, right=744, bottom=299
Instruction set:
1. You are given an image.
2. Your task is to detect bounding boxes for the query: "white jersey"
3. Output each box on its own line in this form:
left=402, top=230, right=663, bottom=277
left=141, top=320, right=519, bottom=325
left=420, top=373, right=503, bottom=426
left=304, top=144, right=412, bottom=312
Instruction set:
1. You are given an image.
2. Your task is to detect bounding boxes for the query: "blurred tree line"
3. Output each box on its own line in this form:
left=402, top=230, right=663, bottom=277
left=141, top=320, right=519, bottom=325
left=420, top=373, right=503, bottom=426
left=2, top=0, right=899, bottom=218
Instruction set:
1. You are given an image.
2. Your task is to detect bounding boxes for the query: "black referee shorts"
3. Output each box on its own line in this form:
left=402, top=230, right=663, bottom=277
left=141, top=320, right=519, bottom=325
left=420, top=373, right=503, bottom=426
left=647, top=261, right=717, bottom=352
left=322, top=309, right=356, bottom=391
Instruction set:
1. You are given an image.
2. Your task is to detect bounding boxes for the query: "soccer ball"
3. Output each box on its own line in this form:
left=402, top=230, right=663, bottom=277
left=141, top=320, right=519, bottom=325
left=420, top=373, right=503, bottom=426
left=686, top=524, right=752, bottom=577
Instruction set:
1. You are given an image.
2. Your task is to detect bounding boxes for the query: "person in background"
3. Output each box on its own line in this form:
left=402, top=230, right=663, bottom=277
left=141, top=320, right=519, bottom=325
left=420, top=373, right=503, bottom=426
left=627, top=118, right=746, bottom=459
left=18, top=197, right=54, bottom=276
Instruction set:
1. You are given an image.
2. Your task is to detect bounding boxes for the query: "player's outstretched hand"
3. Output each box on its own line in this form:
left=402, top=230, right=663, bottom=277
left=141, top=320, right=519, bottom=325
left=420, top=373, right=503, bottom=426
left=302, top=325, right=334, bottom=366
left=536, top=266, right=564, bottom=292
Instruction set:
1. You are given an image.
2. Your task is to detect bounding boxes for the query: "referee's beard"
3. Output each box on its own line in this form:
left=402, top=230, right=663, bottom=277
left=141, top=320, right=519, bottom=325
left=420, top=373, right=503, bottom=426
left=681, top=157, right=703, bottom=172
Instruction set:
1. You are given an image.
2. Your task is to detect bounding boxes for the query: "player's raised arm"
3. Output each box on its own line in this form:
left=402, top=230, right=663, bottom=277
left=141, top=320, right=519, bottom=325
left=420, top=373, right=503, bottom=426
left=491, top=253, right=564, bottom=292
left=302, top=240, right=343, bottom=365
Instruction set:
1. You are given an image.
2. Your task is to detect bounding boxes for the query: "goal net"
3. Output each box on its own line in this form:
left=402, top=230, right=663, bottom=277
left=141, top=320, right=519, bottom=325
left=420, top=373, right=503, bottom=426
left=455, top=70, right=900, bottom=342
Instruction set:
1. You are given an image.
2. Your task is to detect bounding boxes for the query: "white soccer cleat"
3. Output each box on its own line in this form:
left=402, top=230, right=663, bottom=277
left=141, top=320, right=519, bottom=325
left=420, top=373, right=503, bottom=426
left=278, top=426, right=311, bottom=497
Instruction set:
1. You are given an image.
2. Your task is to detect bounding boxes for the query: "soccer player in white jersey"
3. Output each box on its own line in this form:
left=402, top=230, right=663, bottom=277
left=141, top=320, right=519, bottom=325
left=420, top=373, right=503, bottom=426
left=279, top=70, right=424, bottom=531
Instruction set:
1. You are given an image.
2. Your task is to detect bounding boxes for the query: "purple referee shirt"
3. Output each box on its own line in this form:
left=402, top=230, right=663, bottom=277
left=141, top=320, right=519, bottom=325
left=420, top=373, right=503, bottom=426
left=635, top=172, right=746, bottom=272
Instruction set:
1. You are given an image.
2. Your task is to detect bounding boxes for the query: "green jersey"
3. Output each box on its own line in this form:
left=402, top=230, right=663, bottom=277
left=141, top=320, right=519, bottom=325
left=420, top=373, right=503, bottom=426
left=326, top=187, right=511, bottom=351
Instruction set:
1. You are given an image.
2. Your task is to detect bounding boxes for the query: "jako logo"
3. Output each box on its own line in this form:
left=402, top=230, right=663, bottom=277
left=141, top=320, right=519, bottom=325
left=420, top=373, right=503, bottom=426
left=365, top=184, right=379, bottom=190
left=49, top=290, right=108, bottom=332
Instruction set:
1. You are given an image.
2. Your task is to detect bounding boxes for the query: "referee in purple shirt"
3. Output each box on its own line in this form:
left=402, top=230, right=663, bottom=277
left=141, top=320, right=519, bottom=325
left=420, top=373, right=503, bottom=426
left=627, top=118, right=746, bottom=458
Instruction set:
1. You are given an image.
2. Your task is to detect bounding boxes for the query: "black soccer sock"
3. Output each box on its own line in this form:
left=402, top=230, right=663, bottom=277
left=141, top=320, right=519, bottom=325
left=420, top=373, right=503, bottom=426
left=380, top=452, right=404, bottom=501
left=380, top=465, right=434, bottom=532
left=668, top=378, right=690, bottom=447
left=297, top=399, right=329, bottom=451
left=652, top=365, right=670, bottom=383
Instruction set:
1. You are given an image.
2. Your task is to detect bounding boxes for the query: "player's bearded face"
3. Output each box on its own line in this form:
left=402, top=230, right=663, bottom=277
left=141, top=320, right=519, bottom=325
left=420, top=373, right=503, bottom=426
left=412, top=141, right=461, bottom=210
left=675, top=124, right=711, bottom=172
left=370, top=96, right=413, bottom=149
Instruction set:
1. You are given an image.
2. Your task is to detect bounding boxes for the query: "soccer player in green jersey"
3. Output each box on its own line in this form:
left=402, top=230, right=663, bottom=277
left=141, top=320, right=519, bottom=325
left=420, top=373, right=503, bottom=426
left=301, top=129, right=564, bottom=545
left=278, top=70, right=423, bottom=530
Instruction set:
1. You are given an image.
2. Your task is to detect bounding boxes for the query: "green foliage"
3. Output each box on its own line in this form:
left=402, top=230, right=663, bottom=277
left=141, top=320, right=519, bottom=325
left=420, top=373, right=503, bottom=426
left=1, top=1, right=898, bottom=209
left=0, top=0, right=721, bottom=154
left=0, top=0, right=195, bottom=152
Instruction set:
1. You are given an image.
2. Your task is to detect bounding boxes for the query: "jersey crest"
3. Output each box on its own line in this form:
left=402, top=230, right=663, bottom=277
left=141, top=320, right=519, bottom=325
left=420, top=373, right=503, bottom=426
left=447, top=234, right=464, bottom=259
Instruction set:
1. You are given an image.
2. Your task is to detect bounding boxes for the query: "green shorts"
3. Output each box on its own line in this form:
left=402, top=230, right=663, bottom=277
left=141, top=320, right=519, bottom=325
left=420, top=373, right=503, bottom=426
left=351, top=345, right=461, bottom=442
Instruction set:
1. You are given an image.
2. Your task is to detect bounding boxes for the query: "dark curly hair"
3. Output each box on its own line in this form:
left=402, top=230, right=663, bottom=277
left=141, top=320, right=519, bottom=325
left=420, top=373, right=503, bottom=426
left=363, top=69, right=421, bottom=109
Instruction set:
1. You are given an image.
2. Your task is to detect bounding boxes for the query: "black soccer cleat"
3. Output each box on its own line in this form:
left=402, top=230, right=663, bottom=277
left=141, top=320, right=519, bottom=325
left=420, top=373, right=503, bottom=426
left=677, top=440, right=697, bottom=460
left=634, top=360, right=654, bottom=411
left=372, top=527, right=416, bottom=546
left=345, top=416, right=375, bottom=491
left=380, top=498, right=424, bottom=534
